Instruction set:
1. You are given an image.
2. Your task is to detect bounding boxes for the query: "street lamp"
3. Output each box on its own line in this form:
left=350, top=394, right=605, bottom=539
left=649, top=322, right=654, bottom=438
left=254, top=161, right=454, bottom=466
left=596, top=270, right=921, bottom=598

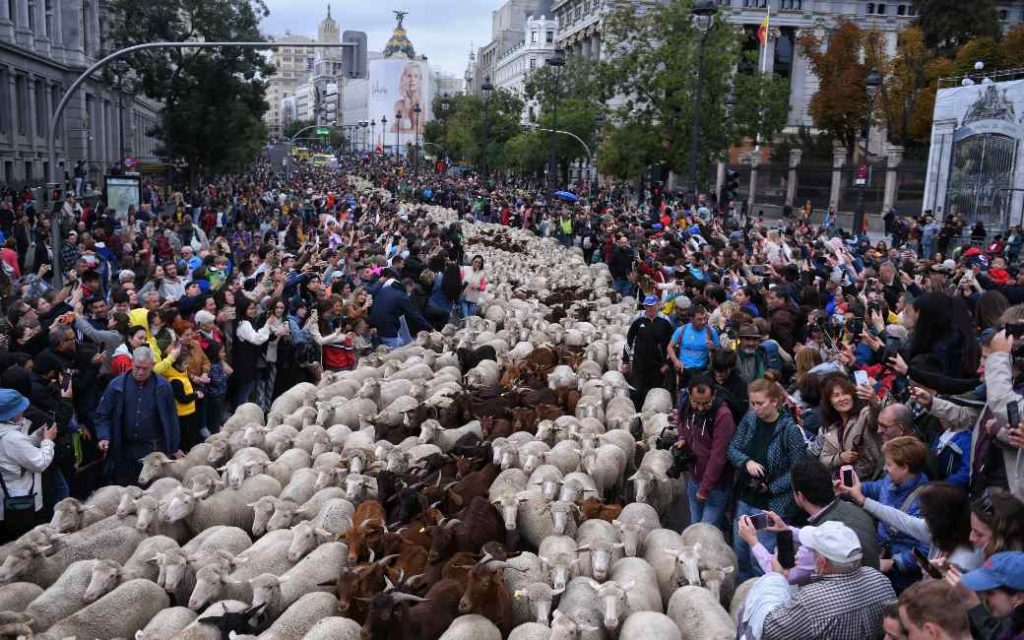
left=413, top=103, right=422, bottom=174
left=687, top=0, right=718, bottom=202
left=370, top=119, right=376, bottom=155
left=545, top=50, right=565, bottom=205
left=853, top=66, right=883, bottom=237
left=111, top=59, right=129, bottom=172
left=481, top=77, right=493, bottom=181
left=396, top=110, right=403, bottom=162
left=380, top=115, right=388, bottom=155
left=359, top=120, right=368, bottom=153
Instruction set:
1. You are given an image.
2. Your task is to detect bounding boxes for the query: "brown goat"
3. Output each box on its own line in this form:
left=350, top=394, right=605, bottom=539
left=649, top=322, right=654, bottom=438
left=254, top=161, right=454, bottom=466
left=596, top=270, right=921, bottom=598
left=457, top=555, right=516, bottom=636
left=345, top=500, right=387, bottom=562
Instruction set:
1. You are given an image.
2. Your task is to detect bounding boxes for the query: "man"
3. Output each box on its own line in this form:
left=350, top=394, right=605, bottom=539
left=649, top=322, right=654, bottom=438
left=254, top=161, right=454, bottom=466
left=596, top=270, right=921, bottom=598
left=369, top=268, right=432, bottom=349
left=757, top=521, right=895, bottom=640
left=674, top=373, right=735, bottom=529
left=877, top=403, right=916, bottom=443
left=621, top=295, right=674, bottom=411
left=765, top=287, right=797, bottom=353
left=158, top=261, right=187, bottom=302
left=609, top=235, right=637, bottom=298
left=748, top=458, right=880, bottom=577
left=959, top=551, right=1024, bottom=640
left=735, top=323, right=768, bottom=385
left=94, top=348, right=181, bottom=486
left=899, top=581, right=972, bottom=640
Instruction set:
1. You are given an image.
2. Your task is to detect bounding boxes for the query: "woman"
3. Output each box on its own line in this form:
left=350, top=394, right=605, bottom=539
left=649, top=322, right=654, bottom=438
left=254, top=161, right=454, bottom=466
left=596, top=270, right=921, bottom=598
left=817, top=376, right=884, bottom=481
left=732, top=286, right=763, bottom=318
left=460, top=255, right=486, bottom=319
left=425, top=262, right=463, bottom=330
left=856, top=436, right=931, bottom=594
left=110, top=325, right=151, bottom=375
left=309, top=300, right=354, bottom=372
left=256, top=298, right=290, bottom=412
left=390, top=62, right=425, bottom=134
left=968, top=489, right=1024, bottom=559
left=905, top=293, right=979, bottom=380
left=230, top=297, right=281, bottom=409
left=0, top=389, right=58, bottom=541
left=343, top=288, right=373, bottom=324
left=727, top=376, right=808, bottom=581
left=841, top=480, right=983, bottom=572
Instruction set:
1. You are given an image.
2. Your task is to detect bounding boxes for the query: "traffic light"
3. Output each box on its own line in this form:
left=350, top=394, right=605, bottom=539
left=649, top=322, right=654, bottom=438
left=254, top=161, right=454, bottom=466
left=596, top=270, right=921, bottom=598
left=724, top=169, right=740, bottom=205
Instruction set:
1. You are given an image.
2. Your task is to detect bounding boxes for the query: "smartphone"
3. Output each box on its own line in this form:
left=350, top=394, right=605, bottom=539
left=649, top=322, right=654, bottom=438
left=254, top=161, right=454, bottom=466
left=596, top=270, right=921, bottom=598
left=776, top=530, right=796, bottom=569
left=841, top=464, right=855, bottom=488
left=853, top=370, right=869, bottom=387
left=913, top=547, right=944, bottom=579
left=60, top=373, right=72, bottom=392
left=750, top=512, right=769, bottom=530
left=1008, top=402, right=1021, bottom=429
left=1006, top=323, right=1024, bottom=339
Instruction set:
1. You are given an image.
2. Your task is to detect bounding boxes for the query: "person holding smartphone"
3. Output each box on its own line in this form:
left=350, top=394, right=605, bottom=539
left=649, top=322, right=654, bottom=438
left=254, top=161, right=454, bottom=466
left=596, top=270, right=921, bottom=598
left=0, top=389, right=59, bottom=541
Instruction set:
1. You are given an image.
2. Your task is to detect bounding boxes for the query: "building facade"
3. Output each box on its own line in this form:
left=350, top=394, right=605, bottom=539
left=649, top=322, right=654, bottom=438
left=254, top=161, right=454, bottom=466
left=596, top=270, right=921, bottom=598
left=471, top=0, right=553, bottom=95
left=264, top=32, right=316, bottom=138
left=0, top=0, right=162, bottom=189
left=492, top=14, right=558, bottom=121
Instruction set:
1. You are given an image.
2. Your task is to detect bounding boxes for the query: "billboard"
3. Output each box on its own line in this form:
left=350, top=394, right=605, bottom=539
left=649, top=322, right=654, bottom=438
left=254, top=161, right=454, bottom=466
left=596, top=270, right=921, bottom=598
left=368, top=58, right=432, bottom=153
left=104, top=175, right=141, bottom=216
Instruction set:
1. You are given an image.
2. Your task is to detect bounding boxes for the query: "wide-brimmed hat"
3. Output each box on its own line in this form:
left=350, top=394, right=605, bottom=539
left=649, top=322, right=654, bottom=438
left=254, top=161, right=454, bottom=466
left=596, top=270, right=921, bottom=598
left=738, top=323, right=761, bottom=339
left=0, top=389, right=30, bottom=422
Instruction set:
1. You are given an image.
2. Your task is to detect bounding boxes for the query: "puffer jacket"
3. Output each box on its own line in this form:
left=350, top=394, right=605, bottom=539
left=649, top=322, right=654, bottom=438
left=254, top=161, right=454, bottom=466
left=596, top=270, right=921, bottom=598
left=727, top=409, right=808, bottom=518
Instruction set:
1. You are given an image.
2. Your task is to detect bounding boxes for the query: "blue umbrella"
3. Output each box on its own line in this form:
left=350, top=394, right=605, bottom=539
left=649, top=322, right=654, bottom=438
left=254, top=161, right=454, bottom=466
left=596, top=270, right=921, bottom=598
left=554, top=190, right=579, bottom=203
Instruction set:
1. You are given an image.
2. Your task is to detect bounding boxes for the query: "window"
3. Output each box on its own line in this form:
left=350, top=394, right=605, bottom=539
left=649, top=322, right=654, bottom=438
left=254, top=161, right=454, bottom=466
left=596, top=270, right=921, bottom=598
left=546, top=30, right=554, bottom=43
left=24, top=161, right=32, bottom=183
left=81, top=3, right=89, bottom=53
left=781, top=0, right=802, bottom=9
left=877, top=3, right=886, bottom=14
left=530, top=57, right=537, bottom=69
left=3, top=162, right=13, bottom=186
left=999, top=9, right=1008, bottom=19
left=531, top=30, right=538, bottom=43
left=27, top=0, right=33, bottom=32
left=866, top=2, right=874, bottom=12
left=908, top=3, right=916, bottom=14
left=0, top=69, right=8, bottom=135
left=897, top=4, right=905, bottom=14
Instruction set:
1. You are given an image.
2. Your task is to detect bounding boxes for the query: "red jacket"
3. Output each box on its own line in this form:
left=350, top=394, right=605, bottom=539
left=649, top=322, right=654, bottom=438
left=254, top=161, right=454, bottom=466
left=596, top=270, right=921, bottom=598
left=676, top=398, right=736, bottom=495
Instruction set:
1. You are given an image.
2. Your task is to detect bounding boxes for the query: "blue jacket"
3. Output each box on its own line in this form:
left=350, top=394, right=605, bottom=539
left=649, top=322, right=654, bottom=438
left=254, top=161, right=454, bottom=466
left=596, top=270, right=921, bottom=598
left=727, top=409, right=808, bottom=518
left=933, top=429, right=972, bottom=488
left=369, top=281, right=432, bottom=339
left=428, top=273, right=454, bottom=313
left=862, top=472, right=930, bottom=575
left=94, top=373, right=180, bottom=470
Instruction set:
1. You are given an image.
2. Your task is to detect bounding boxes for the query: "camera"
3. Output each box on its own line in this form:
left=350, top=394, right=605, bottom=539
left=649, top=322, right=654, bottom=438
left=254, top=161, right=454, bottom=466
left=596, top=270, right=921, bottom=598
left=666, top=446, right=695, bottom=479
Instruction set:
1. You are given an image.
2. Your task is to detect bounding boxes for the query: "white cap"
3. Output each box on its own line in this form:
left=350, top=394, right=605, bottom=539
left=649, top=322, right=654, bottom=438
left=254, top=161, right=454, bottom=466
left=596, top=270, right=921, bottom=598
left=799, top=521, right=862, bottom=564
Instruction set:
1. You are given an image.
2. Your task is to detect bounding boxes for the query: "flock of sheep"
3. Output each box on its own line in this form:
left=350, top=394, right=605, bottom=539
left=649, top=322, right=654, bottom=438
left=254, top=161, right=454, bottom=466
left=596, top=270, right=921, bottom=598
left=0, top=199, right=750, bottom=640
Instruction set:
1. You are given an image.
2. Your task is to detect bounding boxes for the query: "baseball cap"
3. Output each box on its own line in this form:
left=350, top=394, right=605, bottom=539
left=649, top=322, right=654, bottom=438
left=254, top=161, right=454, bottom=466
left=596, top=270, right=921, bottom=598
left=798, top=521, right=863, bottom=564
left=643, top=295, right=660, bottom=307
left=194, top=310, right=216, bottom=326
left=961, top=552, right=1024, bottom=592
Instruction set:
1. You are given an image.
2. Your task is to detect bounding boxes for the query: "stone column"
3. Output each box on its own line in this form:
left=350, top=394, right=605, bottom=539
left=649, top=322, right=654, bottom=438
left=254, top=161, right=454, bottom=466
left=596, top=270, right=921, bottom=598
left=748, top=151, right=760, bottom=210
left=923, top=120, right=956, bottom=217
left=14, top=0, right=32, bottom=47
left=882, top=145, right=904, bottom=213
left=830, top=144, right=846, bottom=211
left=0, top=0, right=13, bottom=41
left=715, top=160, right=726, bottom=200
left=26, top=75, right=38, bottom=149
left=786, top=148, right=802, bottom=206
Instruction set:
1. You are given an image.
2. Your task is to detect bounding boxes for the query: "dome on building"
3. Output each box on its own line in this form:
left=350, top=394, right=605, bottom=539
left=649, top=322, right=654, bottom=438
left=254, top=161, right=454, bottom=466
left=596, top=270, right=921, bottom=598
left=383, top=10, right=416, bottom=59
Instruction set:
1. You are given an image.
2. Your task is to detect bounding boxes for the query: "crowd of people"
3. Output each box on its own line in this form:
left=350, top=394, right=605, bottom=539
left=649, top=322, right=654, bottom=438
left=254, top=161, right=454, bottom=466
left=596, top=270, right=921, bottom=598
left=1, top=152, right=1023, bottom=640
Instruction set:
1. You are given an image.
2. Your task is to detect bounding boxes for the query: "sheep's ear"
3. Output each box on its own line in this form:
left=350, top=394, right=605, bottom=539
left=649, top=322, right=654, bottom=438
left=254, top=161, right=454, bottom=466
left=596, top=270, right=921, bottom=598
left=722, top=565, right=734, bottom=574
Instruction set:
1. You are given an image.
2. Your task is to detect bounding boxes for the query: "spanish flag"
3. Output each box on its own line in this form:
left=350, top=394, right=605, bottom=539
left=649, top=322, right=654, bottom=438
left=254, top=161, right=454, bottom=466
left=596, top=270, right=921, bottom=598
left=757, top=12, right=770, bottom=44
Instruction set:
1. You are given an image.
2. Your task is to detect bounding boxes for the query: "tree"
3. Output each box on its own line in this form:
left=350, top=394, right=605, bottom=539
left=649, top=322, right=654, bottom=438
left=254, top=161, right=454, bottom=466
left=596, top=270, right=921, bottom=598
left=953, top=36, right=1002, bottom=74
left=429, top=91, right=524, bottom=172
left=109, top=0, right=272, bottom=188
left=282, top=119, right=315, bottom=140
left=601, top=0, right=789, bottom=186
left=878, top=26, right=933, bottom=147
left=915, top=0, right=1000, bottom=57
left=800, top=21, right=879, bottom=157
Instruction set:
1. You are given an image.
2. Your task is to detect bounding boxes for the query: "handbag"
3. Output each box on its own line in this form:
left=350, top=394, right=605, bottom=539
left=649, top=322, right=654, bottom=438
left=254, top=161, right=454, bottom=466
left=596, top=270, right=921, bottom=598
left=0, top=464, right=37, bottom=535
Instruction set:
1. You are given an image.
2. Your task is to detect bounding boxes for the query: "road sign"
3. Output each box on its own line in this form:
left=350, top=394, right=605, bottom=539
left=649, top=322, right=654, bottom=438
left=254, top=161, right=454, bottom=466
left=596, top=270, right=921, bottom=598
left=123, top=157, right=137, bottom=171
left=316, top=128, right=330, bottom=136
left=855, top=164, right=868, bottom=186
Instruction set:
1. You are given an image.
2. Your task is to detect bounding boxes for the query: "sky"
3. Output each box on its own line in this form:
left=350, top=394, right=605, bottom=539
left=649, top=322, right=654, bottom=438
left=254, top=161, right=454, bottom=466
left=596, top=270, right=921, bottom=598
left=260, top=1, right=494, bottom=79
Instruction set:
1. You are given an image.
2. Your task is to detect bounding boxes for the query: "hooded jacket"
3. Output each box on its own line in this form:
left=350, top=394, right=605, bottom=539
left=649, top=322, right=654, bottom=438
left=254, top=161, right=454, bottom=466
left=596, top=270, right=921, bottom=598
left=676, top=394, right=736, bottom=495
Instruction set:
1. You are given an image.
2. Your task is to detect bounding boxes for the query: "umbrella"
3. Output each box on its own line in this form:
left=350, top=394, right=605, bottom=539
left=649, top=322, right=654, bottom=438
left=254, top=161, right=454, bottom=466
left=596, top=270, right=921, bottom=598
left=554, top=190, right=579, bottom=203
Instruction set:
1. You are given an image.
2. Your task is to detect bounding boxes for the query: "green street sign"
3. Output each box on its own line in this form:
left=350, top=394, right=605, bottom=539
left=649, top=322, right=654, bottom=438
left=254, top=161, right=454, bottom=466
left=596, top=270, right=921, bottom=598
left=315, top=128, right=330, bottom=136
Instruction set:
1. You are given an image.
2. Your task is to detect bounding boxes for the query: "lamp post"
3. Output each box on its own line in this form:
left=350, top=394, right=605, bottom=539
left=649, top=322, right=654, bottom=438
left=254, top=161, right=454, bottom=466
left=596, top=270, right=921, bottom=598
left=687, top=0, right=718, bottom=202
left=380, top=115, right=388, bottom=155
left=853, top=67, right=882, bottom=238
left=359, top=120, right=368, bottom=153
left=396, top=110, right=403, bottom=162
left=480, top=77, right=493, bottom=181
left=413, top=102, right=422, bottom=174
left=370, top=119, right=376, bottom=155
left=545, top=50, right=565, bottom=205
left=112, top=59, right=129, bottom=172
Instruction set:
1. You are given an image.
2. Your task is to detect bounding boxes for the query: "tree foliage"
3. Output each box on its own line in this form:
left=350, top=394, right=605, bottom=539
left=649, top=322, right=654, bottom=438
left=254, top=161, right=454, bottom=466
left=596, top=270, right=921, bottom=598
left=109, top=0, right=271, bottom=186
left=282, top=119, right=314, bottom=139
left=600, top=0, right=789, bottom=187
left=915, top=0, right=1001, bottom=57
left=426, top=91, right=524, bottom=172
left=878, top=27, right=933, bottom=147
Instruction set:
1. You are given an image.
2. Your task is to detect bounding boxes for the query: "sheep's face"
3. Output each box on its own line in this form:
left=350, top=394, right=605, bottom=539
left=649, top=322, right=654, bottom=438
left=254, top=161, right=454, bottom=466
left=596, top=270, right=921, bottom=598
left=155, top=551, right=187, bottom=591
left=521, top=453, right=542, bottom=475
left=700, top=566, right=734, bottom=602
left=418, top=421, right=440, bottom=445
left=222, top=460, right=247, bottom=490
left=0, top=547, right=33, bottom=582
left=163, top=490, right=197, bottom=523
left=206, top=439, right=231, bottom=466
left=134, top=497, right=161, bottom=533
left=50, top=499, right=84, bottom=533
left=188, top=566, right=226, bottom=611
left=521, top=582, right=554, bottom=625
left=84, top=562, right=121, bottom=602
left=344, top=474, right=369, bottom=502
left=597, top=582, right=626, bottom=630
left=548, top=501, right=573, bottom=535
left=313, top=468, right=344, bottom=493
left=493, top=496, right=521, bottom=531
left=631, top=472, right=652, bottom=504
left=589, top=546, right=613, bottom=581
left=138, top=454, right=170, bottom=485
left=287, top=523, right=318, bottom=562
left=499, top=446, right=519, bottom=471
left=250, top=496, right=277, bottom=536
left=673, top=544, right=702, bottom=587
left=614, top=522, right=642, bottom=557
left=267, top=501, right=298, bottom=532
left=249, top=575, right=281, bottom=611
left=543, top=556, right=573, bottom=592
left=115, top=489, right=141, bottom=518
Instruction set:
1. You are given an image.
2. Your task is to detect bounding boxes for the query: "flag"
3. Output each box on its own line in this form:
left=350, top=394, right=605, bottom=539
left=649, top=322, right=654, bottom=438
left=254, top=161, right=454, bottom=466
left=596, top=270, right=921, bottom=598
left=757, top=14, right=770, bottom=44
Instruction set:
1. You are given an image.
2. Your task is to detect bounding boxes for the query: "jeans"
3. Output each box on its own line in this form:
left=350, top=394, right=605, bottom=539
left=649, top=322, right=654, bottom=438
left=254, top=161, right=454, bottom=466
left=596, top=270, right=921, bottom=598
left=460, top=300, right=478, bottom=319
left=380, top=335, right=407, bottom=350
left=613, top=278, right=635, bottom=298
left=733, top=500, right=778, bottom=582
left=231, top=379, right=256, bottom=410
left=686, top=479, right=730, bottom=530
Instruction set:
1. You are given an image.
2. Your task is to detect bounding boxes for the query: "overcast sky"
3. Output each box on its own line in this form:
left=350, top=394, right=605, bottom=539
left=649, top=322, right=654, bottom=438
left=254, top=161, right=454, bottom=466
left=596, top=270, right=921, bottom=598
left=260, top=1, right=493, bottom=79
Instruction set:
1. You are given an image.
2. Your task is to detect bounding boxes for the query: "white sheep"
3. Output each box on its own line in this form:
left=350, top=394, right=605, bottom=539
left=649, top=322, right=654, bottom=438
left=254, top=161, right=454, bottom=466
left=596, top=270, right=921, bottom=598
left=666, top=585, right=736, bottom=640
left=574, top=519, right=623, bottom=582
left=612, top=502, right=661, bottom=557
left=278, top=467, right=319, bottom=505
left=163, top=473, right=282, bottom=536
left=509, top=622, right=553, bottom=640
left=554, top=577, right=607, bottom=640
left=187, top=529, right=295, bottom=610
left=121, top=535, right=181, bottom=582
left=0, top=525, right=146, bottom=588
left=24, top=559, right=109, bottom=631
left=139, top=446, right=211, bottom=485
left=134, top=606, right=197, bottom=640
left=581, top=445, right=626, bottom=500
left=489, top=468, right=530, bottom=530
left=248, top=541, right=347, bottom=619
left=678, top=522, right=738, bottom=605
left=628, top=450, right=676, bottom=514
left=439, top=614, right=502, bottom=640
left=256, top=591, right=338, bottom=640
left=38, top=578, right=170, bottom=640
left=594, top=557, right=663, bottom=632
left=0, top=581, right=43, bottom=612
left=527, top=464, right=564, bottom=501
left=418, top=419, right=484, bottom=452
left=619, top=611, right=681, bottom=640
left=298, top=616, right=361, bottom=640
left=558, top=472, right=599, bottom=503
left=265, top=448, right=311, bottom=486
left=538, top=535, right=580, bottom=592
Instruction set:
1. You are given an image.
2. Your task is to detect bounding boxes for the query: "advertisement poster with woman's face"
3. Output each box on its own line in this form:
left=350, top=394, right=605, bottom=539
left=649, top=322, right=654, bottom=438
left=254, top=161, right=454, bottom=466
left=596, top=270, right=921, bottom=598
left=369, top=59, right=431, bottom=137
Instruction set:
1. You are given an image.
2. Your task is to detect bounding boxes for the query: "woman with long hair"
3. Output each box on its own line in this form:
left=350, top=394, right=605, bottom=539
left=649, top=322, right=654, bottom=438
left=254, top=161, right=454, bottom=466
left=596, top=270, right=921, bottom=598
left=256, top=298, right=290, bottom=412
left=230, top=297, right=281, bottom=409
left=904, top=293, right=979, bottom=380
left=818, top=376, right=884, bottom=480
left=460, top=255, right=486, bottom=319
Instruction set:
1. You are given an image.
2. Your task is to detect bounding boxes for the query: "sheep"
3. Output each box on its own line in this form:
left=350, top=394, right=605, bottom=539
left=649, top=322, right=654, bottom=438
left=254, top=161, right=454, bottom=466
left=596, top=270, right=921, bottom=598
left=528, top=465, right=564, bottom=501
left=265, top=448, right=311, bottom=487
left=154, top=547, right=236, bottom=607
left=135, top=495, right=190, bottom=542
left=438, top=614, right=503, bottom=640
left=558, top=472, right=599, bottom=503
left=581, top=445, right=626, bottom=500
left=264, top=426, right=300, bottom=460
left=170, top=599, right=253, bottom=640
left=0, top=611, right=33, bottom=639
left=628, top=450, right=676, bottom=514
left=223, top=403, right=265, bottom=433
left=298, top=616, right=361, bottom=640
left=538, top=535, right=580, bottom=592
left=38, top=578, right=170, bottom=640
left=0, top=525, right=146, bottom=588
left=517, top=441, right=551, bottom=474
left=220, top=448, right=271, bottom=489
left=678, top=523, right=739, bottom=605
left=256, top=591, right=338, bottom=640
left=134, top=606, right=197, bottom=640
left=618, top=612, right=681, bottom=640
left=278, top=468, right=319, bottom=505
left=163, top=473, right=282, bottom=536
left=286, top=521, right=334, bottom=562
left=612, top=502, right=661, bottom=557
left=593, top=558, right=663, bottom=632
left=542, top=440, right=583, bottom=476
left=509, top=622, right=553, bottom=640
left=251, top=496, right=281, bottom=537
left=548, top=365, right=578, bottom=391
left=50, top=485, right=124, bottom=531
left=574, top=520, right=623, bottom=582
left=594, top=430, right=636, bottom=473
left=248, top=541, right=347, bottom=620
left=182, top=466, right=224, bottom=498
left=641, top=388, right=674, bottom=415
left=121, top=535, right=181, bottom=582
left=306, top=497, right=355, bottom=538
left=0, top=581, right=43, bottom=612
left=503, top=550, right=546, bottom=624
left=419, top=419, right=484, bottom=452
left=665, top=585, right=736, bottom=640
left=188, top=530, right=295, bottom=610
left=269, top=382, right=316, bottom=417
left=642, top=528, right=686, bottom=603
left=554, top=577, right=607, bottom=640
left=489, top=468, right=530, bottom=531
left=24, top=559, right=109, bottom=632
left=139, top=446, right=211, bottom=485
